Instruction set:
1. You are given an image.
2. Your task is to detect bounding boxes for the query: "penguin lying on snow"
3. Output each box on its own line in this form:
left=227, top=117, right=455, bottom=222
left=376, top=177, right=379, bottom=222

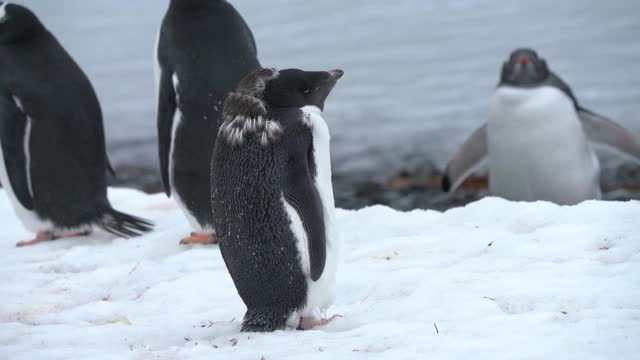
left=156, top=0, right=260, bottom=245
left=0, top=3, right=153, bottom=246
left=443, top=48, right=640, bottom=205
left=211, top=67, right=344, bottom=332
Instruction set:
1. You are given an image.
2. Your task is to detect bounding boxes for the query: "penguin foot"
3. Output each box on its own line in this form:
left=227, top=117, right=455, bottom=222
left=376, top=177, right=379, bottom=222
left=16, top=231, right=56, bottom=247
left=16, top=230, right=91, bottom=247
left=298, top=314, right=342, bottom=330
left=179, top=232, right=218, bottom=245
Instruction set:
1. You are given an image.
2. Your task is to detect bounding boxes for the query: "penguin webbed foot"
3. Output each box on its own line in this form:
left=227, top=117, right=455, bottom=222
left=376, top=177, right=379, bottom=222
left=16, top=230, right=90, bottom=247
left=179, top=232, right=218, bottom=246
left=298, top=314, right=342, bottom=330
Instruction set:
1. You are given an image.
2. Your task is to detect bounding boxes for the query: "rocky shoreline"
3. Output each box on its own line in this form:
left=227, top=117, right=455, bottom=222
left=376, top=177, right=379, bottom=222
left=108, top=158, right=640, bottom=211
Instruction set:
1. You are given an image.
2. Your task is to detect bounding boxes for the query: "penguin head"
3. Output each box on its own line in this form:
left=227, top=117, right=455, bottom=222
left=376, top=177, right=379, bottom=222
left=263, top=69, right=344, bottom=111
left=0, top=3, right=45, bottom=44
left=500, top=48, right=551, bottom=87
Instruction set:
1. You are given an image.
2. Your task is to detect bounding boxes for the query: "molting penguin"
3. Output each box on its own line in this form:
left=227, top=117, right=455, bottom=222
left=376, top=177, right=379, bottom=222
left=0, top=3, right=153, bottom=246
left=443, top=48, right=640, bottom=204
left=156, top=0, right=260, bottom=245
left=211, top=67, right=344, bottom=332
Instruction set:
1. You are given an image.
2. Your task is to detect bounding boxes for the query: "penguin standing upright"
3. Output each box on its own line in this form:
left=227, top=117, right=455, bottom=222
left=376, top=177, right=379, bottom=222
left=0, top=3, right=153, bottom=246
left=156, top=0, right=260, bottom=245
left=211, top=67, right=344, bottom=331
left=443, top=48, right=640, bottom=204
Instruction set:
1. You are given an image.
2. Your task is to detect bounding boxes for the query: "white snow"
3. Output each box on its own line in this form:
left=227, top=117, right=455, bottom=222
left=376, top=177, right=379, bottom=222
left=1, top=188, right=639, bottom=359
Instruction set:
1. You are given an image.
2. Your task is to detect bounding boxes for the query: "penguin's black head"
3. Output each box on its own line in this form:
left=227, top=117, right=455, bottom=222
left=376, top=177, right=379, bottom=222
left=0, top=2, right=45, bottom=44
left=263, top=69, right=344, bottom=111
left=499, top=48, right=551, bottom=87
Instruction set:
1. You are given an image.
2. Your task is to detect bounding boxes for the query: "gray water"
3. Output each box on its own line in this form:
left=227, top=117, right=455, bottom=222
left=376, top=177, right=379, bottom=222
left=19, top=0, right=640, bottom=209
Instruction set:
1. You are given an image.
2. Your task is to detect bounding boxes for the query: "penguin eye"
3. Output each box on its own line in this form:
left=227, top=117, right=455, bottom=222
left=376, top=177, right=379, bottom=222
left=302, top=88, right=312, bottom=95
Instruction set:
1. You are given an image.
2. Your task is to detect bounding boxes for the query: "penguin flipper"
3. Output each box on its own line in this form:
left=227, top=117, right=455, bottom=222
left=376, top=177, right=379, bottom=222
left=579, top=108, right=640, bottom=162
left=283, top=154, right=326, bottom=282
left=106, top=158, right=117, bottom=179
left=157, top=70, right=177, bottom=197
left=0, top=93, right=34, bottom=210
left=442, top=124, right=488, bottom=193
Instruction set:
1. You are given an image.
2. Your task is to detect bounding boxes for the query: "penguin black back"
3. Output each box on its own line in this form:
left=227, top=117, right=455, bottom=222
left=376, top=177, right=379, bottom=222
left=0, top=3, right=152, bottom=239
left=213, top=107, right=311, bottom=331
left=156, top=0, right=260, bottom=232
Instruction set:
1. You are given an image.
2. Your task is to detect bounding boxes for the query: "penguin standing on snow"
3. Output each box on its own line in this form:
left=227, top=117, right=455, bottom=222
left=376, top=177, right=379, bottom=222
left=443, top=48, right=640, bottom=204
left=0, top=3, right=153, bottom=246
left=156, top=0, right=260, bottom=245
left=211, top=67, right=344, bottom=331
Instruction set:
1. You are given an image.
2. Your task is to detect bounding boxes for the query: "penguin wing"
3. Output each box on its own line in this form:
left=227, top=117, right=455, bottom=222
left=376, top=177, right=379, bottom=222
left=106, top=159, right=117, bottom=179
left=442, top=124, right=488, bottom=192
left=579, top=108, right=640, bottom=161
left=0, top=93, right=34, bottom=209
left=283, top=151, right=326, bottom=282
left=157, top=69, right=177, bottom=197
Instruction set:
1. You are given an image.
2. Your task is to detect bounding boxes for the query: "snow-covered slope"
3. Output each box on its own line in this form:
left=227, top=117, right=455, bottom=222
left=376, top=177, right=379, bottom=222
left=1, top=188, right=639, bottom=359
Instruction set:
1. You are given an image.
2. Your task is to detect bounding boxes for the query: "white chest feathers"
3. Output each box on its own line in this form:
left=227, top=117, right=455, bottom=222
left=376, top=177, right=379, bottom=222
left=487, top=86, right=600, bottom=204
left=283, top=106, right=338, bottom=322
left=301, top=106, right=335, bottom=215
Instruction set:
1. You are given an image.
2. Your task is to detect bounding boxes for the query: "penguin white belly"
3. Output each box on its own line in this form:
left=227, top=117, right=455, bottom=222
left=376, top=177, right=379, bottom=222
left=0, top=107, right=53, bottom=232
left=283, top=106, right=338, bottom=322
left=487, top=86, right=600, bottom=204
left=168, top=74, right=211, bottom=233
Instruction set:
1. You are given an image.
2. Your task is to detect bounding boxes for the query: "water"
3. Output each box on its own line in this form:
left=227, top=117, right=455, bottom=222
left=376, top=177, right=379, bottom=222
left=19, top=0, right=640, bottom=209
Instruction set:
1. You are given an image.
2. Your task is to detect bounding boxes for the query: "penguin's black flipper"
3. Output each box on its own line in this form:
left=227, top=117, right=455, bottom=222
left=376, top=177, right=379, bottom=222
left=157, top=69, right=177, bottom=197
left=106, top=157, right=116, bottom=178
left=283, top=143, right=326, bottom=282
left=0, top=93, right=34, bottom=210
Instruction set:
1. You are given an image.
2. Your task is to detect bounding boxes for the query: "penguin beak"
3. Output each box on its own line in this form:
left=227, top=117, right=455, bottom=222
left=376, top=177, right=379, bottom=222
left=517, top=55, right=530, bottom=65
left=328, top=69, right=344, bottom=80
left=313, top=69, right=344, bottom=111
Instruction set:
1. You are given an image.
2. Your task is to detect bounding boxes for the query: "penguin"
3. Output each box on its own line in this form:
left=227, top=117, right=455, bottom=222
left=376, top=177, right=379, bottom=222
left=211, top=67, right=344, bottom=332
left=155, top=0, right=260, bottom=245
left=442, top=48, right=640, bottom=204
left=0, top=3, right=153, bottom=246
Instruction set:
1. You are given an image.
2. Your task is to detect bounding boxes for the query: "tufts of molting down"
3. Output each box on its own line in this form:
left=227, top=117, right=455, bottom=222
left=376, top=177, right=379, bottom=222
left=220, top=68, right=282, bottom=146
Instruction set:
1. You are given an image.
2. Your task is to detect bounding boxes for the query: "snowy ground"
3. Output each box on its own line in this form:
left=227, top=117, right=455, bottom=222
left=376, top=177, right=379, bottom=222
left=1, top=188, right=639, bottom=359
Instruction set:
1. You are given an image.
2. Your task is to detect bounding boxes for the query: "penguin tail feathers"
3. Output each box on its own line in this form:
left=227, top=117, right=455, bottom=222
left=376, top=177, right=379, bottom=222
left=241, top=308, right=291, bottom=332
left=99, top=209, right=154, bottom=238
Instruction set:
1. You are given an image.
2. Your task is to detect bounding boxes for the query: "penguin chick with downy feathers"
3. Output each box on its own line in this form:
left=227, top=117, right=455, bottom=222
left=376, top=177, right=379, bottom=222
left=212, top=67, right=344, bottom=332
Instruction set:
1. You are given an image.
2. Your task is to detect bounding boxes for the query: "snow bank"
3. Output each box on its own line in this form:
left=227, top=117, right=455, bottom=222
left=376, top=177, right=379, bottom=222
left=1, top=188, right=638, bottom=359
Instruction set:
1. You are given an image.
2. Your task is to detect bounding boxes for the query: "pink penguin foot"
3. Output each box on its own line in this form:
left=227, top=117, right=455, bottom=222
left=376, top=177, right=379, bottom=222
left=298, top=314, right=342, bottom=330
left=16, top=230, right=90, bottom=247
left=179, top=232, right=218, bottom=245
